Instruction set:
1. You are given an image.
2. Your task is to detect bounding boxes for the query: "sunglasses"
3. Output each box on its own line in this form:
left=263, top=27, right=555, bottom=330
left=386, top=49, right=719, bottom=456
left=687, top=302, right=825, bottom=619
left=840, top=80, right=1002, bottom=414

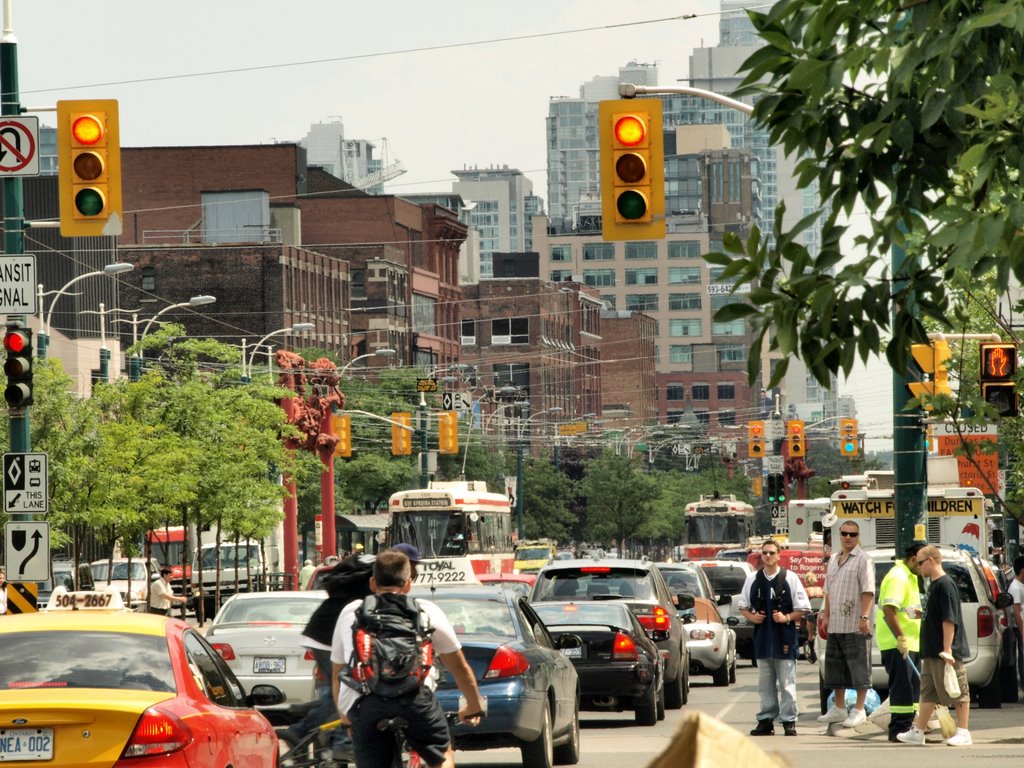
left=915, top=556, right=932, bottom=566
left=839, top=531, right=859, bottom=538
left=761, top=551, right=779, bottom=556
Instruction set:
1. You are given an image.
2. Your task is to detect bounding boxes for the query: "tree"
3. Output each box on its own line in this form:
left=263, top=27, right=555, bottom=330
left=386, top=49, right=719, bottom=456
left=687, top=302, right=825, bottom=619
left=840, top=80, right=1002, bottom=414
left=578, top=451, right=660, bottom=552
left=710, top=0, right=1024, bottom=390
left=522, top=458, right=575, bottom=542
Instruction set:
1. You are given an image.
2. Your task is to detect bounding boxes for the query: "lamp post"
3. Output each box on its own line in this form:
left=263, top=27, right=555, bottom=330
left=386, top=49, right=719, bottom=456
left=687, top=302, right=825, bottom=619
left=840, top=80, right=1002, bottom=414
left=340, top=348, right=396, bottom=376
left=246, top=323, right=316, bottom=380
left=131, top=295, right=217, bottom=381
left=37, top=262, right=135, bottom=359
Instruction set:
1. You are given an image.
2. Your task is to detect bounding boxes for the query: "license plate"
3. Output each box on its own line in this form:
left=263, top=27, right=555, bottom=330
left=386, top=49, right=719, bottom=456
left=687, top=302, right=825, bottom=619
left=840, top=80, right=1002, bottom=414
left=560, top=647, right=582, bottom=658
left=253, top=656, right=286, bottom=674
left=0, top=728, right=54, bottom=761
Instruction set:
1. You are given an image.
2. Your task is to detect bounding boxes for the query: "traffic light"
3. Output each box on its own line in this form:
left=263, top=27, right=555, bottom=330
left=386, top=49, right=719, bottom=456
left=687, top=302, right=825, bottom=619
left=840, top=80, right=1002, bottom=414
left=908, top=339, right=952, bottom=408
left=839, top=418, right=859, bottom=457
left=3, top=327, right=33, bottom=408
left=747, top=420, right=765, bottom=458
left=57, top=99, right=123, bottom=237
left=438, top=411, right=459, bottom=454
left=333, top=413, right=352, bottom=458
left=979, top=341, right=1019, bottom=417
left=598, top=98, right=665, bottom=241
left=787, top=420, right=806, bottom=457
left=766, top=473, right=787, bottom=504
left=391, top=412, right=412, bottom=456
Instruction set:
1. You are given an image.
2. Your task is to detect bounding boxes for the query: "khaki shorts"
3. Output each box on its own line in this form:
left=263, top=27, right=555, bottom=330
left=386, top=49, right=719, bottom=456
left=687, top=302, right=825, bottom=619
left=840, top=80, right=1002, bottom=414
left=920, top=657, right=969, bottom=707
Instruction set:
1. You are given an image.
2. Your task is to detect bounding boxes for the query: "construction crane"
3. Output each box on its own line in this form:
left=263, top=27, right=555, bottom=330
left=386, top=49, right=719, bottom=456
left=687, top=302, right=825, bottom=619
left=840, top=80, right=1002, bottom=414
left=344, top=137, right=406, bottom=192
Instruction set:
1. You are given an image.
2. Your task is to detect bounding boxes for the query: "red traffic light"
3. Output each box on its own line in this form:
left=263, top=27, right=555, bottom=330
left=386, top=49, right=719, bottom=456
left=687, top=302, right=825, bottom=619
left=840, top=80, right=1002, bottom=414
left=980, top=342, right=1018, bottom=381
left=71, top=115, right=104, bottom=146
left=3, top=330, right=29, bottom=354
left=613, top=115, right=646, bottom=146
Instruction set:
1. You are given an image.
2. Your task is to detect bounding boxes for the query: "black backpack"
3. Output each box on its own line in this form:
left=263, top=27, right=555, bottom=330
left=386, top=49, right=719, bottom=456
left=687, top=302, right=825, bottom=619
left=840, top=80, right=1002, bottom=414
left=346, top=592, right=435, bottom=698
left=302, top=554, right=375, bottom=647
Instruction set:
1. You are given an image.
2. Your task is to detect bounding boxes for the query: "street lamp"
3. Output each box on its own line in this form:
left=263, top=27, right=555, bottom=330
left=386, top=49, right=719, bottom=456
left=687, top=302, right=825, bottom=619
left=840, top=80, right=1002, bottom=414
left=340, top=348, right=396, bottom=376
left=246, top=323, right=316, bottom=379
left=37, top=262, right=135, bottom=359
left=131, top=295, right=217, bottom=381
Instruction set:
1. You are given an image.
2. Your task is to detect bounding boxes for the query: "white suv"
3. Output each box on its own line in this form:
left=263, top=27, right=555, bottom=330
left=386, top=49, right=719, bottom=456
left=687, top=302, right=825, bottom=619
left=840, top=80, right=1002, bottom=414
left=814, top=546, right=1015, bottom=711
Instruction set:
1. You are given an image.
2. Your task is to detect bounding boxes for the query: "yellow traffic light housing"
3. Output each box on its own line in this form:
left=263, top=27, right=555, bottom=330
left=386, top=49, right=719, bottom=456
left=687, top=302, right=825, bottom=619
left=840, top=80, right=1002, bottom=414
left=838, top=418, right=859, bottom=457
left=979, top=341, right=1019, bottom=417
left=438, top=411, right=459, bottom=454
left=333, top=413, right=352, bottom=458
left=57, top=99, right=123, bottom=237
left=599, top=99, right=665, bottom=241
left=391, top=412, right=412, bottom=456
left=907, top=339, right=952, bottom=408
left=787, top=420, right=806, bottom=457
left=747, top=420, right=765, bottom=458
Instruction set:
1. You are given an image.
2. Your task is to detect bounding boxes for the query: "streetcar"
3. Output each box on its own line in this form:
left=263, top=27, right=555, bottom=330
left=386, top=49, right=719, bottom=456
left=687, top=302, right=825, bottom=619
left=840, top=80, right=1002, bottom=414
left=386, top=481, right=515, bottom=585
left=678, top=494, right=756, bottom=560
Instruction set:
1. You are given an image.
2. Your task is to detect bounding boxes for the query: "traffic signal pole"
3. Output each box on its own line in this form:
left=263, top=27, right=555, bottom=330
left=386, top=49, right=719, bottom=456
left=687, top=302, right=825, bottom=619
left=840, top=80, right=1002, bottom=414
left=2, top=15, right=31, bottom=455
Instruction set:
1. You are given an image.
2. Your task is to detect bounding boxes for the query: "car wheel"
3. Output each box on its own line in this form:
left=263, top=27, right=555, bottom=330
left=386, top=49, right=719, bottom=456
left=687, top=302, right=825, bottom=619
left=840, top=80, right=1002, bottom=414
left=553, top=696, right=580, bottom=765
left=999, top=660, right=1019, bottom=704
left=521, top=702, right=553, bottom=768
left=728, top=650, right=737, bottom=685
left=818, top=672, right=829, bottom=715
left=656, top=677, right=666, bottom=721
left=712, top=656, right=729, bottom=687
left=664, top=664, right=685, bottom=709
left=635, top=681, right=658, bottom=726
left=977, top=672, right=1002, bottom=709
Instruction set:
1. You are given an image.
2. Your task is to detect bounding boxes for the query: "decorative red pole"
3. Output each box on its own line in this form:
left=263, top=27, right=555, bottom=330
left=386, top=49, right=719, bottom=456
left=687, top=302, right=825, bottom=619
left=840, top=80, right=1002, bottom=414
left=279, top=395, right=300, bottom=588
left=319, top=407, right=337, bottom=560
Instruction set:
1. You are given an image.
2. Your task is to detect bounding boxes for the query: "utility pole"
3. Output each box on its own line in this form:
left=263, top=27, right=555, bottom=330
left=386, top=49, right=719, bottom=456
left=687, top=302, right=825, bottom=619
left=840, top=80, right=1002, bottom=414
left=419, top=392, right=429, bottom=489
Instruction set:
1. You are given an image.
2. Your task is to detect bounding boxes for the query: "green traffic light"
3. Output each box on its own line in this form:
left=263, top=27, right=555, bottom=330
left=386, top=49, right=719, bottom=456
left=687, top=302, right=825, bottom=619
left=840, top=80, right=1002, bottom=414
left=75, top=188, right=105, bottom=216
left=616, top=190, right=648, bottom=220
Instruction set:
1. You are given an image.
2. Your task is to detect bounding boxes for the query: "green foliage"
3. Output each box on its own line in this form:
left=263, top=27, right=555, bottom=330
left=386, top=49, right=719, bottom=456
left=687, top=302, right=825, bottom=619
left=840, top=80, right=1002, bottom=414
left=578, top=451, right=661, bottom=551
left=522, top=459, right=576, bottom=541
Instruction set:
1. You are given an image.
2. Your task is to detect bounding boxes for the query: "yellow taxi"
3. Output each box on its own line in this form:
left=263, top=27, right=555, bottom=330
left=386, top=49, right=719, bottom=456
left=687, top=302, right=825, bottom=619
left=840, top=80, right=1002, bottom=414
left=0, top=587, right=283, bottom=766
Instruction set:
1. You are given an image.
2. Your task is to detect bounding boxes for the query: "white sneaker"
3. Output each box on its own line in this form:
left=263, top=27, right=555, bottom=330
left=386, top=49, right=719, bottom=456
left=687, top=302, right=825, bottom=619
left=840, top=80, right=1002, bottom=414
left=945, top=729, right=972, bottom=747
left=817, top=706, right=847, bottom=723
left=896, top=727, right=925, bottom=745
left=841, top=708, right=867, bottom=728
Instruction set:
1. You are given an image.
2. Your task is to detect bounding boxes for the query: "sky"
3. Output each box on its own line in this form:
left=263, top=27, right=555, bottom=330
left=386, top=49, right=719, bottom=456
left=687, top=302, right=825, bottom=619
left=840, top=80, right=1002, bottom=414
left=11, top=0, right=893, bottom=449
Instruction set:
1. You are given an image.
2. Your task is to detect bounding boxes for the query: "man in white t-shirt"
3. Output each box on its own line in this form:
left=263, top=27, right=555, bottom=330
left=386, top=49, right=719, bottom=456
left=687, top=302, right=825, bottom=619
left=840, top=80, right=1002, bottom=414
left=331, top=550, right=483, bottom=768
left=1009, top=555, right=1024, bottom=693
left=148, top=567, right=186, bottom=616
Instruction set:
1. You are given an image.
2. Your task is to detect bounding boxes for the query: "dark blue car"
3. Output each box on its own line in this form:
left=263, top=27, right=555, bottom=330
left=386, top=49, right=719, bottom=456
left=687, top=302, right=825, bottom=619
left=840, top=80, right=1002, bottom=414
left=412, top=585, right=581, bottom=768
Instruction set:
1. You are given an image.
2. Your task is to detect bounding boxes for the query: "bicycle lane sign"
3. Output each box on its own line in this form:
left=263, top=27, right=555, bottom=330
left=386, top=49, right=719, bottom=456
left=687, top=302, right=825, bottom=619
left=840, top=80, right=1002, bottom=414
left=0, top=117, right=40, bottom=176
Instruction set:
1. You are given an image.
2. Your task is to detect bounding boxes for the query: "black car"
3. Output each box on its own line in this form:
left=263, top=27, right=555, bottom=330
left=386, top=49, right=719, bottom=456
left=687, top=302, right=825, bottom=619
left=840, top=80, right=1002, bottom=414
left=530, top=559, right=691, bottom=709
left=533, top=601, right=664, bottom=725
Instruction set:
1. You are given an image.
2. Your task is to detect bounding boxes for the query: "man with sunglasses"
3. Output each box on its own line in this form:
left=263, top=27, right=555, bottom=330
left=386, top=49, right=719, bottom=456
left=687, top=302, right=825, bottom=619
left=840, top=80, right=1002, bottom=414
left=738, top=541, right=811, bottom=736
left=897, top=546, right=972, bottom=747
left=818, top=521, right=875, bottom=728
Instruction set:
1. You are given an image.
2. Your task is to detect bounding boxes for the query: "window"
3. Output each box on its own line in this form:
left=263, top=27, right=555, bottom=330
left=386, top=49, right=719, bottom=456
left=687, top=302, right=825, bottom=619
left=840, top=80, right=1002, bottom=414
left=719, top=410, right=736, bottom=426
left=583, top=269, right=615, bottom=287
left=692, top=383, right=710, bottom=401
left=625, top=268, right=658, bottom=286
left=141, top=267, right=156, bottom=292
left=491, top=317, right=529, bottom=345
left=625, top=242, right=657, bottom=260
left=461, top=319, right=476, bottom=346
left=184, top=632, right=245, bottom=707
left=717, top=382, right=736, bottom=400
left=712, top=318, right=746, bottom=336
left=668, top=267, right=701, bottom=285
left=728, top=159, right=742, bottom=203
left=718, top=345, right=746, bottom=363
left=583, top=243, right=614, bottom=261
left=669, top=319, right=702, bottom=337
left=603, top=295, right=616, bottom=310
left=668, top=240, right=701, bottom=259
left=625, top=294, right=658, bottom=311
left=669, top=292, right=701, bottom=311
left=351, top=268, right=366, bottom=299
left=710, top=160, right=724, bottom=203
left=492, top=363, right=529, bottom=392
left=550, top=245, right=571, bottom=262
left=550, top=269, right=573, bottom=282
left=412, top=294, right=436, bottom=334
left=666, top=384, right=684, bottom=401
left=669, top=345, right=693, bottom=363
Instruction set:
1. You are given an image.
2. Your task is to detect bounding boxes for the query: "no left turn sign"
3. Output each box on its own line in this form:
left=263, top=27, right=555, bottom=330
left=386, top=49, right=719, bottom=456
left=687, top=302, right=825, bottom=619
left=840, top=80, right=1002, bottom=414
left=0, top=117, right=39, bottom=177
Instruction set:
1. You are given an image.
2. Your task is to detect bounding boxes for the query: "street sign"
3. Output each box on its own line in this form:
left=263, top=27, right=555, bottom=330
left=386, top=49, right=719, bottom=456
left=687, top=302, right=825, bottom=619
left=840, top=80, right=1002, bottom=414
left=766, top=418, right=785, bottom=441
left=0, top=254, right=37, bottom=314
left=4, top=521, right=49, bottom=581
left=558, top=422, right=588, bottom=436
left=766, top=455, right=784, bottom=474
left=416, top=378, right=437, bottom=392
left=0, top=117, right=40, bottom=177
left=3, top=452, right=48, bottom=514
left=770, top=505, right=787, bottom=534
left=441, top=392, right=470, bottom=411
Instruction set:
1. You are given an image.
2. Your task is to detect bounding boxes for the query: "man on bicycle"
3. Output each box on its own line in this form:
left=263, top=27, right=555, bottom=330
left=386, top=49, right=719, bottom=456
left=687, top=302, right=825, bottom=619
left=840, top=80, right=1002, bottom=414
left=331, top=549, right=484, bottom=768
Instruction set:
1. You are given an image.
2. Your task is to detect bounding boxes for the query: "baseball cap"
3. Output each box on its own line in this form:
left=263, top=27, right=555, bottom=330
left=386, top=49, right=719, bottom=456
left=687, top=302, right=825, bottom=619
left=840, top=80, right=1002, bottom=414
left=904, top=540, right=928, bottom=557
left=392, top=543, right=422, bottom=563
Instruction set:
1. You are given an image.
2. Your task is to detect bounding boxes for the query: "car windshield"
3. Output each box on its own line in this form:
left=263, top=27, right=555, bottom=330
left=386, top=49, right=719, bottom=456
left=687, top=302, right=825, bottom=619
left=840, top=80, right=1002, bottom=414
left=0, top=631, right=176, bottom=692
left=91, top=561, right=148, bottom=581
left=200, top=544, right=259, bottom=569
left=533, top=602, right=631, bottom=629
left=216, top=597, right=321, bottom=625
left=659, top=568, right=706, bottom=598
left=516, top=548, right=550, bottom=560
left=873, top=558, right=976, bottom=602
left=428, top=596, right=517, bottom=637
left=700, top=566, right=749, bottom=596
left=533, top=567, right=654, bottom=601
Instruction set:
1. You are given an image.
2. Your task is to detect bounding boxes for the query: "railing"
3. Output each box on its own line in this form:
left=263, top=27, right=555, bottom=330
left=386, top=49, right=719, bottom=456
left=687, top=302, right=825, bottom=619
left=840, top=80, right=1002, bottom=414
left=142, top=226, right=283, bottom=246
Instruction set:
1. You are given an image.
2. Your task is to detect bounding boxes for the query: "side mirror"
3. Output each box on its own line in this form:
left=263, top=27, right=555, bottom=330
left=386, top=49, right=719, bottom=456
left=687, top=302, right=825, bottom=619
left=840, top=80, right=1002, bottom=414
left=676, top=593, right=695, bottom=611
left=717, top=594, right=731, bottom=607
left=726, top=615, right=740, bottom=627
left=995, top=592, right=1014, bottom=610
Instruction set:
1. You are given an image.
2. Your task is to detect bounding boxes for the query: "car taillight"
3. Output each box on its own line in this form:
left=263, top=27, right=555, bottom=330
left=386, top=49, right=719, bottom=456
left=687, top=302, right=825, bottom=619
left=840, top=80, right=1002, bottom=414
left=304, top=649, right=316, bottom=662
left=484, top=646, right=530, bottom=679
left=211, top=642, right=235, bottom=661
left=612, top=632, right=638, bottom=661
left=121, top=707, right=192, bottom=757
left=979, top=562, right=1001, bottom=604
left=580, top=567, right=611, bottom=573
left=636, top=606, right=670, bottom=631
left=977, top=606, right=995, bottom=638
left=689, top=628, right=716, bottom=641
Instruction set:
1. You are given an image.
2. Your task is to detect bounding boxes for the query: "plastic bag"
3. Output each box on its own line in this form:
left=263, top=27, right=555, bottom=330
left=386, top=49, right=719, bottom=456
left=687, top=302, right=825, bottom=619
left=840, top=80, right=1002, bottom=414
left=825, top=688, right=882, bottom=715
left=943, top=662, right=961, bottom=698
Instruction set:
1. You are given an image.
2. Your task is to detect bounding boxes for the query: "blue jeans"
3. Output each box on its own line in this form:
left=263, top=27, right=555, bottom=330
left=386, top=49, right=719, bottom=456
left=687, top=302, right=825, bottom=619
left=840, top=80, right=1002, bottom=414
left=756, top=657, right=798, bottom=723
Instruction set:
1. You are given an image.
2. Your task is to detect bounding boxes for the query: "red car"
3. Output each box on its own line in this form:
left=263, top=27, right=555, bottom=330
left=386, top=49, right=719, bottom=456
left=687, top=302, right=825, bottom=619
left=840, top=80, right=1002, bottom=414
left=0, top=589, right=284, bottom=767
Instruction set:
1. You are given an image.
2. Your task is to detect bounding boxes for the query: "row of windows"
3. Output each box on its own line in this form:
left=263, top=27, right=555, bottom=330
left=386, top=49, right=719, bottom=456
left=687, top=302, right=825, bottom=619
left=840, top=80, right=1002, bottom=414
left=551, top=240, right=703, bottom=262
left=665, top=382, right=737, bottom=401
left=575, top=267, right=705, bottom=287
